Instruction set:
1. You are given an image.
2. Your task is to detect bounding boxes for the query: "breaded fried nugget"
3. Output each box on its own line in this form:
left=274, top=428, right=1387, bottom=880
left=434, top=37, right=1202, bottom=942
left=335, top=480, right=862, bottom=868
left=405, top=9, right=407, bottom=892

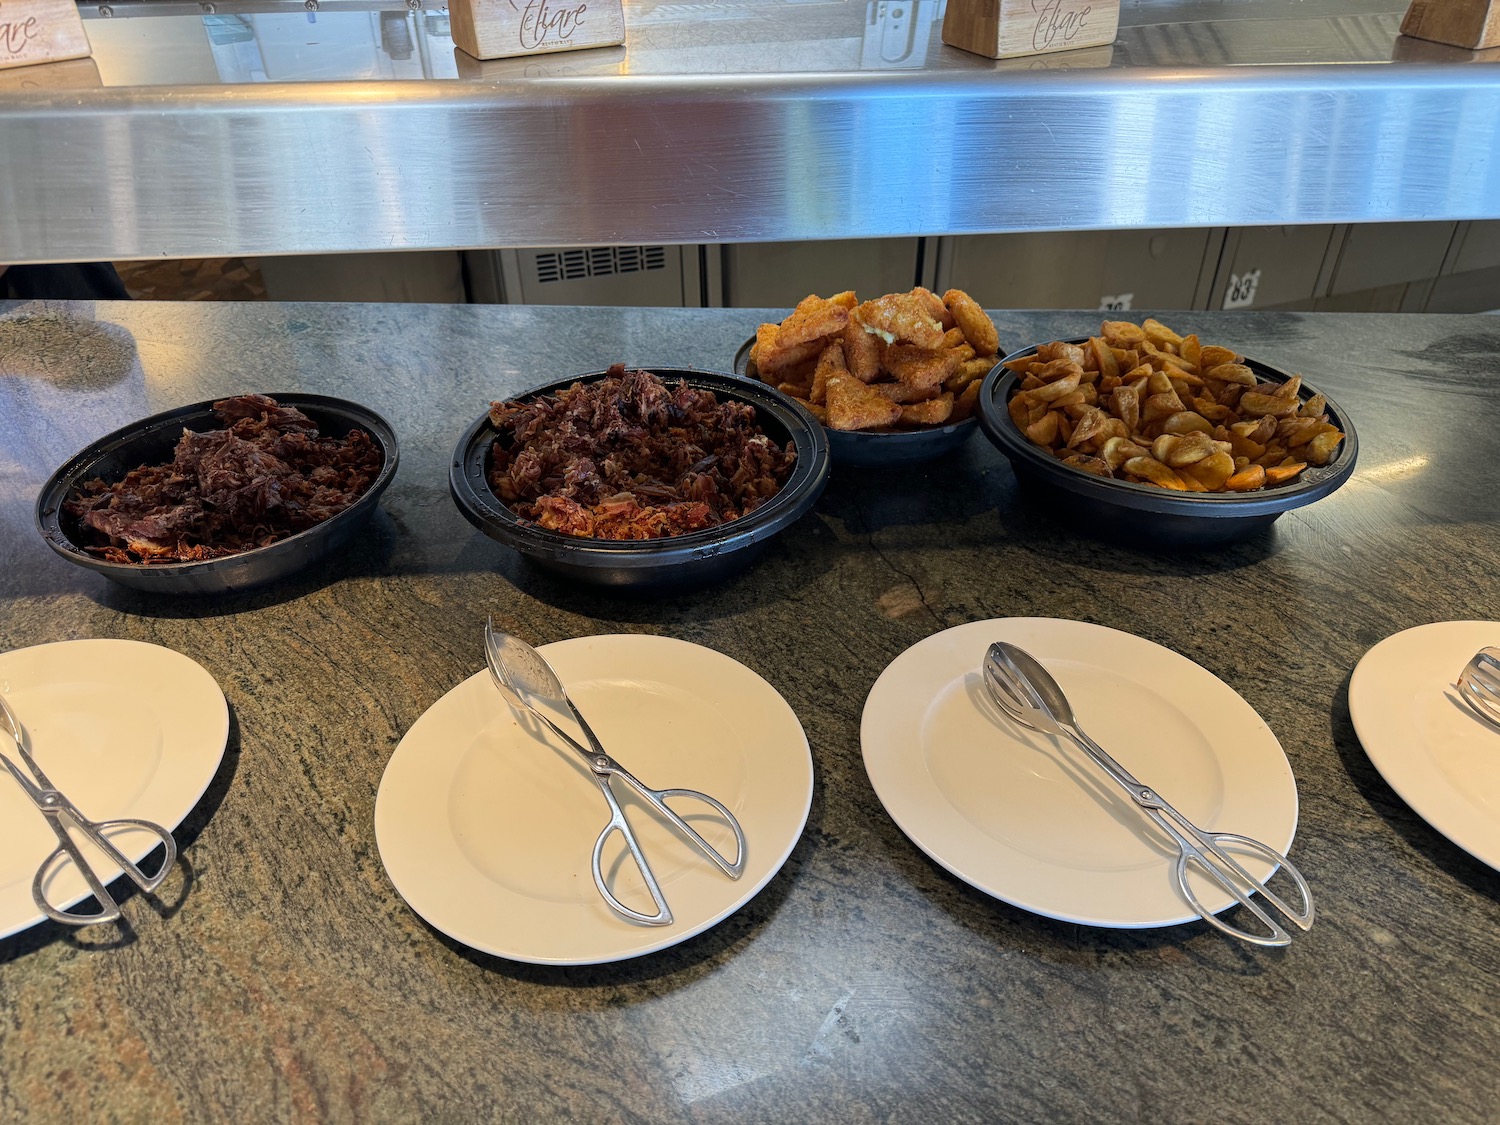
left=899, top=393, right=955, bottom=427
left=775, top=357, right=818, bottom=385
left=942, top=289, right=1000, bottom=356
left=826, top=373, right=902, bottom=431
left=842, top=319, right=883, bottom=383
left=828, top=290, right=858, bottom=310
left=776, top=294, right=850, bottom=349
left=912, top=286, right=956, bottom=331
left=810, top=341, right=847, bottom=406
left=945, top=356, right=995, bottom=393
left=950, top=379, right=983, bottom=422
left=853, top=293, right=944, bottom=349
left=870, top=381, right=939, bottom=405
left=790, top=397, right=828, bottom=424
left=749, top=322, right=777, bottom=370
left=755, top=321, right=827, bottom=376
left=884, top=343, right=960, bottom=390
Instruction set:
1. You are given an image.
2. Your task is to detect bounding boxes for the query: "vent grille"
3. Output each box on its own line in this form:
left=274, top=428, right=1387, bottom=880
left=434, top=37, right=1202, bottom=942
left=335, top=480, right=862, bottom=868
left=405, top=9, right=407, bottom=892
left=535, top=246, right=668, bottom=284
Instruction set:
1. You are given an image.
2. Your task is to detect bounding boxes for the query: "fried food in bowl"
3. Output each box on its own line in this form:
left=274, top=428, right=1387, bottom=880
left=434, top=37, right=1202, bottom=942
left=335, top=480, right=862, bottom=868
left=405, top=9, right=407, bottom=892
left=978, top=320, right=1358, bottom=546
left=737, top=287, right=1001, bottom=467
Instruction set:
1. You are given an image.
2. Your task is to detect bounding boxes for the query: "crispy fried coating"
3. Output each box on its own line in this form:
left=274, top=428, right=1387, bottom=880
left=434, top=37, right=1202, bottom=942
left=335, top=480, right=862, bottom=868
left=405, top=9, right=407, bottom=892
left=777, top=294, right=851, bottom=349
left=946, top=356, right=995, bottom=393
left=870, top=381, right=939, bottom=405
left=754, top=321, right=827, bottom=376
left=843, top=320, right=883, bottom=383
left=751, top=287, right=998, bottom=434
left=1011, top=317, right=1342, bottom=494
left=826, top=373, right=902, bottom=431
left=776, top=357, right=818, bottom=385
left=912, top=286, right=956, bottom=331
left=749, top=322, right=777, bottom=370
left=942, top=289, right=999, bottom=356
left=951, top=379, right=983, bottom=422
left=899, top=393, right=955, bottom=427
left=884, top=344, right=961, bottom=390
left=789, top=397, right=828, bottom=424
left=853, top=293, right=944, bottom=349
left=810, top=342, right=847, bottom=406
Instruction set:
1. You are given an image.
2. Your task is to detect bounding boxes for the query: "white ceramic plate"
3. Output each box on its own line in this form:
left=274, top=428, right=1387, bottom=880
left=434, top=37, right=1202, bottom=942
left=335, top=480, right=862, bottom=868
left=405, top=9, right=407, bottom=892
left=0, top=639, right=229, bottom=939
left=375, top=634, right=812, bottom=965
left=862, top=618, right=1299, bottom=929
left=1349, top=621, right=1500, bottom=871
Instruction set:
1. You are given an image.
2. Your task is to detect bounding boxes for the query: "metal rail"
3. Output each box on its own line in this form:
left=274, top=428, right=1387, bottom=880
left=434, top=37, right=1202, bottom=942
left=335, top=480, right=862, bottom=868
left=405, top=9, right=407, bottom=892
left=2, top=0, right=1497, bottom=262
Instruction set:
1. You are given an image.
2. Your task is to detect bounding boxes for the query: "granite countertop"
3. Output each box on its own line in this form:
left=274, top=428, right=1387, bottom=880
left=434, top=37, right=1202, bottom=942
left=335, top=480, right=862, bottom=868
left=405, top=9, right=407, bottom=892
left=0, top=301, right=1497, bottom=1123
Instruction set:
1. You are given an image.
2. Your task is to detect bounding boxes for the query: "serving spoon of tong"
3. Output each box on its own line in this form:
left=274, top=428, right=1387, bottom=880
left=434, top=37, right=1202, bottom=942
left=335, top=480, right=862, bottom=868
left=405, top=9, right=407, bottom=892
left=483, top=619, right=746, bottom=926
left=0, top=693, right=177, bottom=926
left=1458, top=647, right=1500, bottom=730
left=983, top=641, right=1314, bottom=947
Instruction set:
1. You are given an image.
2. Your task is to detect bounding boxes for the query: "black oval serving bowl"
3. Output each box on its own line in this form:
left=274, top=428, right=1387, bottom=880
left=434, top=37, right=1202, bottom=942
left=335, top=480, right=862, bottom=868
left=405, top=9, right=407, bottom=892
left=36, top=393, right=399, bottom=595
left=978, top=343, right=1358, bottom=547
left=733, top=337, right=977, bottom=468
left=450, top=368, right=831, bottom=590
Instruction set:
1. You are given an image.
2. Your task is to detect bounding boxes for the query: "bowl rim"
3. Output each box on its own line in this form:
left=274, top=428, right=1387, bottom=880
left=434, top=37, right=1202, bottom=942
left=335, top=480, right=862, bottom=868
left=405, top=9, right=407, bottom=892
left=977, top=338, right=1358, bottom=518
left=448, top=366, right=831, bottom=565
left=34, top=391, right=400, bottom=576
left=732, top=334, right=979, bottom=441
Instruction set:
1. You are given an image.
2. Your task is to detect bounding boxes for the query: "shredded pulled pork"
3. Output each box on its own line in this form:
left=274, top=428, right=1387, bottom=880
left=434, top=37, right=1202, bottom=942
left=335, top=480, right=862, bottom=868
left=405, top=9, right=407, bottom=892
left=486, top=365, right=797, bottom=540
left=65, top=393, right=383, bottom=564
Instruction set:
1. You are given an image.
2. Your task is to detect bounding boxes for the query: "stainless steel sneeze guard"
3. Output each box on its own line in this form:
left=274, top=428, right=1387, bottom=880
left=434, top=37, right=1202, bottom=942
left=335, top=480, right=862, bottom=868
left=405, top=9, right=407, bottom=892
left=2, top=0, right=1499, bottom=262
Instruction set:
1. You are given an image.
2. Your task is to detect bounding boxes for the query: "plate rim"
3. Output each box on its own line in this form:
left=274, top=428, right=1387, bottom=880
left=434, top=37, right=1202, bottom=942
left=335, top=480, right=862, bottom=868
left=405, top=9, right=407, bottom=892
left=374, top=633, right=813, bottom=965
left=861, top=617, right=1300, bottom=929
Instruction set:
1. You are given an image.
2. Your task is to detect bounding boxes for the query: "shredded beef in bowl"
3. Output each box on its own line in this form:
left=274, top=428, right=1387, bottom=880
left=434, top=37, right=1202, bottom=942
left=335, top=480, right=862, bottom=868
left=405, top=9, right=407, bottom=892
left=64, top=393, right=384, bottom=564
left=485, top=364, right=798, bottom=540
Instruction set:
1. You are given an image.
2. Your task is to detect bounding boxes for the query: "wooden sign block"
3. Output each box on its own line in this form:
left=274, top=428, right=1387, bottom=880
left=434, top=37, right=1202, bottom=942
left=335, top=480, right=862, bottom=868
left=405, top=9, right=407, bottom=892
left=942, top=0, right=1119, bottom=60
left=0, top=54, right=98, bottom=88
left=0, top=0, right=91, bottom=72
left=1401, top=0, right=1500, bottom=48
left=1392, top=32, right=1500, bottom=61
left=450, top=0, right=624, bottom=61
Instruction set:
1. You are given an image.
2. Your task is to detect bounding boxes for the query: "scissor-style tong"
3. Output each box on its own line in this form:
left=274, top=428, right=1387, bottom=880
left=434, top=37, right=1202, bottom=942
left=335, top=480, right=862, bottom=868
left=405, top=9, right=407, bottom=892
left=483, top=620, right=746, bottom=926
left=0, top=694, right=177, bottom=926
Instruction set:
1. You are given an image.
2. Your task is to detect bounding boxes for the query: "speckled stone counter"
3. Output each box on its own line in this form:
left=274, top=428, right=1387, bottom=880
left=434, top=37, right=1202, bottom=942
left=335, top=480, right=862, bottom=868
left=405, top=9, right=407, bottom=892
left=1, top=301, right=1497, bottom=1123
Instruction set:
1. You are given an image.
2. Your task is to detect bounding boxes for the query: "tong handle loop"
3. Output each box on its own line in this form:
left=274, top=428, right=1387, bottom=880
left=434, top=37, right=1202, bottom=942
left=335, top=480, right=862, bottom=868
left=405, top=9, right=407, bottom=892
left=610, top=772, right=747, bottom=880
left=1171, top=829, right=1314, bottom=948
left=1063, top=725, right=1314, bottom=947
left=591, top=780, right=673, bottom=927
left=33, top=816, right=178, bottom=927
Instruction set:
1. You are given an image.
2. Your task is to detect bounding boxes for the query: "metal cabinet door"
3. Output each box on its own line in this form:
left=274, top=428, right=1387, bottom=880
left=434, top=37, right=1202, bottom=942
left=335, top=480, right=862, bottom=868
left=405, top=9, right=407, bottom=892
left=259, top=251, right=465, bottom=303
left=1209, top=226, right=1337, bottom=310
left=1327, top=222, right=1457, bottom=295
left=720, top=239, right=922, bottom=308
left=1425, top=267, right=1500, bottom=313
left=1448, top=221, right=1500, bottom=275
left=934, top=230, right=1220, bottom=312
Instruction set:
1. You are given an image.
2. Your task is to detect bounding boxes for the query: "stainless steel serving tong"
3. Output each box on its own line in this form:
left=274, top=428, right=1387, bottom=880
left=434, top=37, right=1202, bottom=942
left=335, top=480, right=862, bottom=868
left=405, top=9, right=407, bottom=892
left=0, top=694, right=177, bottom=926
left=482, top=619, right=746, bottom=926
left=983, top=641, right=1315, bottom=947
left=1458, top=647, right=1500, bottom=731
